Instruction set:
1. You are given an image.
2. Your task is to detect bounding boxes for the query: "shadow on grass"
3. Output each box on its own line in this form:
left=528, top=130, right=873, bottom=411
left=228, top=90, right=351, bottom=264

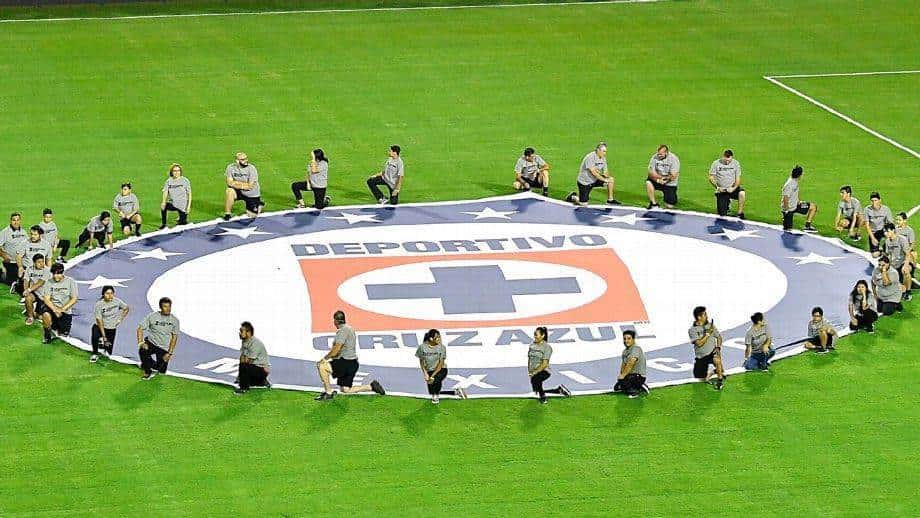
left=303, top=395, right=350, bottom=431
left=401, top=399, right=442, bottom=435
left=516, top=397, right=545, bottom=431
left=115, top=377, right=160, bottom=409
left=683, top=381, right=722, bottom=422
left=740, top=369, right=775, bottom=396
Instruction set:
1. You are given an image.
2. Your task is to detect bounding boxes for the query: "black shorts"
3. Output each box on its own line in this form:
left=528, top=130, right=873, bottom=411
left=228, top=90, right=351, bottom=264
left=720, top=187, right=744, bottom=200
left=649, top=180, right=678, bottom=205
left=233, top=189, right=264, bottom=213
left=869, top=230, right=885, bottom=253
left=45, top=311, right=73, bottom=334
left=577, top=179, right=607, bottom=203
left=808, top=335, right=834, bottom=348
left=330, top=358, right=359, bottom=388
left=521, top=176, right=544, bottom=189
left=119, top=217, right=136, bottom=228
left=782, top=202, right=812, bottom=229
left=693, top=351, right=718, bottom=379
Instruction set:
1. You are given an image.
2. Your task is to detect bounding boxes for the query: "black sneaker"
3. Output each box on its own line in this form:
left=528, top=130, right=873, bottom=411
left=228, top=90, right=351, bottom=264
left=159, top=225, right=167, bottom=230
left=714, top=379, right=724, bottom=390
left=803, top=223, right=818, bottom=233
left=903, top=292, right=912, bottom=302
left=559, top=384, right=572, bottom=397
left=142, top=372, right=156, bottom=380
left=737, top=212, right=746, bottom=220
left=565, top=192, right=577, bottom=204
left=370, top=380, right=386, bottom=395
left=539, top=396, right=548, bottom=404
left=42, top=335, right=52, bottom=345
left=314, top=392, right=330, bottom=401
left=233, top=387, right=247, bottom=395
left=222, top=214, right=231, bottom=221
left=606, top=199, right=622, bottom=206
left=89, top=354, right=98, bottom=363
left=815, top=347, right=828, bottom=354
left=867, top=326, right=875, bottom=334
left=628, top=392, right=640, bottom=399
left=324, top=196, right=332, bottom=206
left=647, top=203, right=660, bottom=210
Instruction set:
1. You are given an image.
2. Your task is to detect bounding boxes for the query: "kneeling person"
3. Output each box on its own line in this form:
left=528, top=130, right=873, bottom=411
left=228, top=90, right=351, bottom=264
left=744, top=312, right=774, bottom=371
left=709, top=149, right=745, bottom=218
left=646, top=144, right=680, bottom=209
left=91, top=286, right=129, bottom=363
left=224, top=152, right=263, bottom=220
left=566, top=142, right=620, bottom=206
left=527, top=326, right=571, bottom=404
left=113, top=182, right=142, bottom=236
left=416, top=329, right=467, bottom=404
left=872, top=256, right=903, bottom=315
left=315, top=310, right=385, bottom=400
left=806, top=307, right=837, bottom=353
left=136, top=297, right=180, bottom=380
left=235, top=321, right=271, bottom=394
left=513, top=147, right=550, bottom=196
left=614, top=330, right=649, bottom=398
left=689, top=306, right=724, bottom=390
left=22, top=254, right=50, bottom=326
left=40, top=263, right=78, bottom=344
left=835, top=185, right=863, bottom=240
left=75, top=211, right=114, bottom=250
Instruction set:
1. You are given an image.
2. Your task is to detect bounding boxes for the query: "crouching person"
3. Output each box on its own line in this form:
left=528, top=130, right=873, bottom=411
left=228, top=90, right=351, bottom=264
left=235, top=321, right=271, bottom=394
left=743, top=312, right=774, bottom=371
left=614, top=330, right=649, bottom=398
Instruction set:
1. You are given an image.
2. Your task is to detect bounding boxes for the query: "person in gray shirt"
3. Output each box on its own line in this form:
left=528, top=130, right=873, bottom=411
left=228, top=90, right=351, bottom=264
left=834, top=185, right=863, bottom=241
left=292, top=148, right=331, bottom=210
left=688, top=306, right=724, bottom=390
left=22, top=253, right=50, bottom=326
left=513, top=147, right=550, bottom=196
left=366, top=145, right=404, bottom=205
left=224, top=152, right=263, bottom=220
left=75, top=211, right=114, bottom=250
left=743, top=312, right=774, bottom=371
left=863, top=192, right=894, bottom=257
left=113, top=182, right=143, bottom=237
left=415, top=329, right=468, bottom=404
left=646, top=144, right=681, bottom=209
left=895, top=212, right=917, bottom=291
left=527, top=326, right=572, bottom=404
left=13, top=226, right=52, bottom=296
left=781, top=165, right=818, bottom=232
left=315, top=310, right=386, bottom=400
left=848, top=280, right=877, bottom=334
left=872, top=256, right=904, bottom=315
left=235, top=321, right=272, bottom=394
left=91, top=285, right=129, bottom=363
left=709, top=149, right=746, bottom=219
left=565, top=142, right=620, bottom=206
left=882, top=223, right=912, bottom=301
left=806, top=306, right=837, bottom=353
left=40, top=208, right=71, bottom=263
left=136, top=297, right=180, bottom=380
left=614, top=330, right=649, bottom=398
left=0, top=212, right=26, bottom=285
left=39, top=262, right=78, bottom=344
left=161, top=163, right=192, bottom=228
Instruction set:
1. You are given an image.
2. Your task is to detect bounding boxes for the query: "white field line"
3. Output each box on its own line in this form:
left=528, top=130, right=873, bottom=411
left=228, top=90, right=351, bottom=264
left=769, top=70, right=920, bottom=79
left=0, top=0, right=662, bottom=24
left=907, top=205, right=920, bottom=219
left=763, top=73, right=920, bottom=160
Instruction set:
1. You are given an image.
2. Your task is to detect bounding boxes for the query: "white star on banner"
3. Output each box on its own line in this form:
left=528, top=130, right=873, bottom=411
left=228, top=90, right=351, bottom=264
left=460, top=207, right=518, bottom=220
left=129, top=248, right=185, bottom=261
left=326, top=212, right=382, bottom=224
left=787, top=252, right=844, bottom=265
left=75, top=275, right=131, bottom=289
left=215, top=226, right=273, bottom=239
left=599, top=213, right=654, bottom=226
left=714, top=228, right=763, bottom=241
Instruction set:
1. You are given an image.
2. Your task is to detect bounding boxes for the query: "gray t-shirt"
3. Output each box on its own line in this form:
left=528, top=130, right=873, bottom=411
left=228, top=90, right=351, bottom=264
left=0, top=225, right=27, bottom=259
left=86, top=216, right=113, bottom=234
left=415, top=342, right=447, bottom=372
left=139, top=311, right=181, bottom=349
left=873, top=266, right=902, bottom=303
left=709, top=158, right=741, bottom=189
left=781, top=178, right=799, bottom=211
left=896, top=225, right=916, bottom=246
left=882, top=235, right=910, bottom=267
left=39, top=221, right=59, bottom=246
left=381, top=157, right=405, bottom=189
left=226, top=163, right=260, bottom=197
left=863, top=204, right=893, bottom=232
left=241, top=336, right=271, bottom=368
left=837, top=197, right=862, bottom=219
left=807, top=318, right=832, bottom=338
left=648, top=152, right=681, bottom=186
left=744, top=323, right=772, bottom=351
left=333, top=324, right=358, bottom=360
left=309, top=160, right=330, bottom=189
left=688, top=322, right=721, bottom=358
left=621, top=344, right=647, bottom=377
left=514, top=155, right=547, bottom=180
left=43, top=276, right=79, bottom=314
left=527, top=341, right=553, bottom=372
left=23, top=265, right=50, bottom=295
left=16, top=238, right=52, bottom=270
left=850, top=292, right=876, bottom=315
left=93, top=297, right=129, bottom=329
left=577, top=151, right=607, bottom=186
left=113, top=193, right=140, bottom=216
left=163, top=176, right=192, bottom=211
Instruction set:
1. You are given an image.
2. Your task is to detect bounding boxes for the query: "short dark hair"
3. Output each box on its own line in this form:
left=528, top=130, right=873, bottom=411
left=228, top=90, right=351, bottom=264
left=811, top=306, right=823, bottom=316
left=51, top=263, right=65, bottom=274
left=32, top=253, right=45, bottom=263
left=121, top=182, right=132, bottom=189
left=101, top=286, right=115, bottom=297
left=658, top=144, right=669, bottom=152
left=313, top=148, right=327, bottom=162
left=622, top=329, right=636, bottom=340
left=523, top=147, right=535, bottom=157
left=723, top=149, right=733, bottom=158
left=750, top=312, right=764, bottom=324
left=791, top=165, right=803, bottom=178
left=423, top=329, right=440, bottom=343
left=100, top=210, right=111, bottom=220
left=878, top=255, right=890, bottom=264
left=870, top=192, right=881, bottom=200
left=241, top=321, right=254, bottom=334
left=535, top=326, right=548, bottom=340
left=839, top=185, right=852, bottom=194
left=42, top=208, right=53, bottom=216
left=334, top=310, right=346, bottom=324
left=30, top=225, right=44, bottom=234
left=884, top=222, right=896, bottom=232
left=158, top=297, right=172, bottom=308
left=10, top=212, right=21, bottom=219
left=390, top=144, right=401, bottom=155
left=897, top=212, right=908, bottom=220
left=693, top=306, right=706, bottom=320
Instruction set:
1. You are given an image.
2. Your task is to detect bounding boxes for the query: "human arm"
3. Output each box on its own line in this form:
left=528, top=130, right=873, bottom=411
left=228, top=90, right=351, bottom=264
left=618, top=357, right=637, bottom=379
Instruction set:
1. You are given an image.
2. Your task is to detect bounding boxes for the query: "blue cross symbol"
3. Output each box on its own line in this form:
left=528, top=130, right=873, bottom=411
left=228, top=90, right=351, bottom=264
left=364, top=265, right=581, bottom=314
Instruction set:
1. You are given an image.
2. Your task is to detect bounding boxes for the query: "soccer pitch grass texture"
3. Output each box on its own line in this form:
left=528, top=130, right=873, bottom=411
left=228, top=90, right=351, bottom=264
left=0, top=0, right=917, bottom=515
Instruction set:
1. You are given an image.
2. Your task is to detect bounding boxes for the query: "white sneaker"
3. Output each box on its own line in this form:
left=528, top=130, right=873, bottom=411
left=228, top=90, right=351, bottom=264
left=456, top=388, right=468, bottom=399
left=431, top=396, right=440, bottom=404
left=377, top=198, right=388, bottom=205
left=89, top=354, right=98, bottom=363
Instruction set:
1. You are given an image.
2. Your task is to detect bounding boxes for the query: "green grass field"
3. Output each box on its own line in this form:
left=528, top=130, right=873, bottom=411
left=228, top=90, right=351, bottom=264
left=1, top=0, right=918, bottom=515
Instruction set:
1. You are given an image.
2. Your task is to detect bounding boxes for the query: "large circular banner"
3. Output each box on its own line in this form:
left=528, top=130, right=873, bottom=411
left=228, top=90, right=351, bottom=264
left=61, top=193, right=874, bottom=397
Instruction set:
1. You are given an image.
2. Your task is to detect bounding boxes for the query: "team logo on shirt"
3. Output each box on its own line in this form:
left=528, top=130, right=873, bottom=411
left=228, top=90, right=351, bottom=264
left=59, top=193, right=873, bottom=398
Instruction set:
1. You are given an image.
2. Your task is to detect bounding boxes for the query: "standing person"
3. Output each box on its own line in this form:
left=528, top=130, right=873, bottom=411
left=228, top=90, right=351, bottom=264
left=136, top=297, right=180, bottom=380
left=834, top=186, right=863, bottom=241
left=39, top=209, right=71, bottom=263
left=848, top=280, right=877, bottom=333
left=160, top=163, right=192, bottom=229
left=22, top=254, right=50, bottom=326
left=235, top=321, right=272, bottom=394
left=863, top=192, right=893, bottom=257
left=224, top=152, right=263, bottom=220
left=91, top=286, right=129, bottom=363
left=75, top=211, right=114, bottom=250
left=292, top=149, right=331, bottom=210
left=645, top=144, right=680, bottom=209
left=614, top=330, right=649, bottom=398
left=39, top=263, right=78, bottom=344
left=12, top=226, right=52, bottom=296
left=527, top=326, right=571, bottom=404
left=314, top=310, right=386, bottom=400
left=513, top=147, right=550, bottom=196
left=708, top=149, right=745, bottom=218
left=415, top=329, right=468, bottom=404
left=565, top=142, right=620, bottom=206
left=895, top=212, right=917, bottom=290
left=0, top=212, right=26, bottom=286
left=743, top=313, right=774, bottom=371
left=113, top=182, right=142, bottom=237
left=780, top=165, right=818, bottom=233
left=366, top=145, right=404, bottom=205
left=806, top=307, right=837, bottom=353
left=882, top=223, right=912, bottom=300
left=872, top=256, right=903, bottom=315
left=688, top=306, right=724, bottom=390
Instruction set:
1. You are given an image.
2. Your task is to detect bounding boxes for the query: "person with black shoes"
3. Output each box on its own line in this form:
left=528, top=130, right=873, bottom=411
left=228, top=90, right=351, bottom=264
left=39, top=262, right=78, bottom=344
left=292, top=148, right=332, bottom=210
left=848, top=280, right=877, bottom=334
left=314, top=310, right=386, bottom=400
left=780, top=165, right=818, bottom=233
left=566, top=142, right=621, bottom=206
left=235, top=321, right=272, bottom=394
left=872, top=256, right=904, bottom=316
left=527, top=326, right=572, bottom=403
left=806, top=307, right=837, bottom=353
left=614, top=330, right=649, bottom=398
left=136, top=297, right=180, bottom=380
left=688, top=306, right=724, bottom=390
left=90, top=285, right=129, bottom=363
